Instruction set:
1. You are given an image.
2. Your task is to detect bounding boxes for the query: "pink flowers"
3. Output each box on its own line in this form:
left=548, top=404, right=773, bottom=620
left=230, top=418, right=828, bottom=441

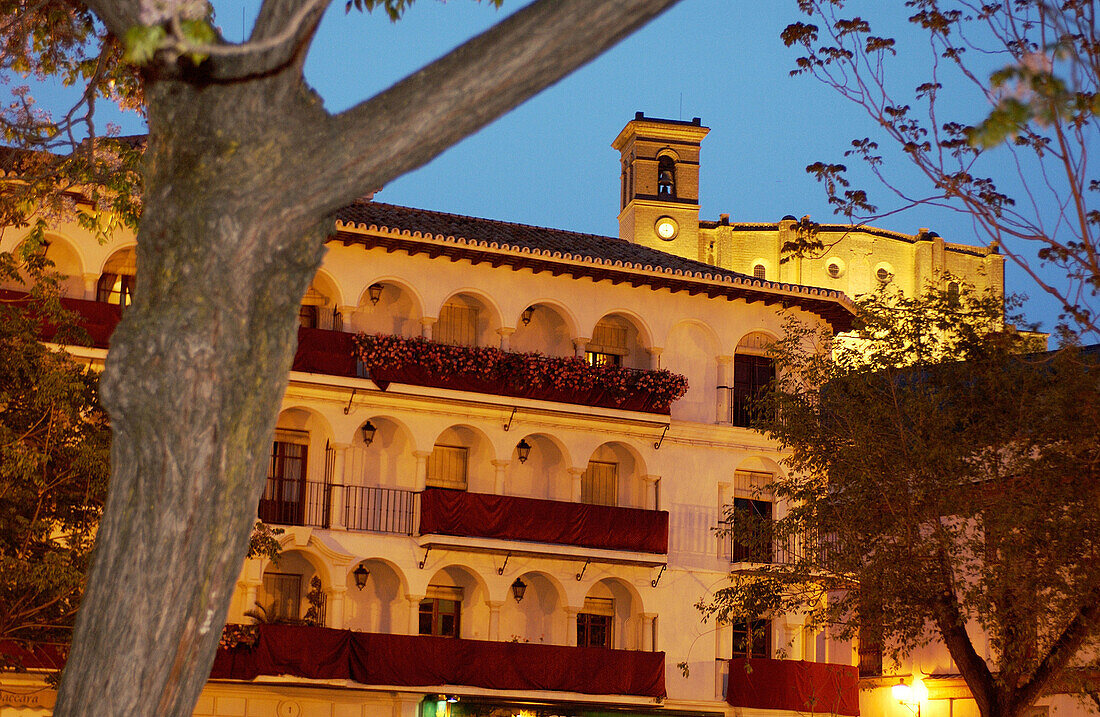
left=352, top=333, right=688, bottom=411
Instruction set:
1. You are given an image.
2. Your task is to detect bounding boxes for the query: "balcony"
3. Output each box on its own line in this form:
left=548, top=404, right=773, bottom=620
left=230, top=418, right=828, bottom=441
left=420, top=488, right=669, bottom=554
left=355, top=333, right=687, bottom=414
left=211, top=624, right=665, bottom=698
left=726, top=658, right=859, bottom=715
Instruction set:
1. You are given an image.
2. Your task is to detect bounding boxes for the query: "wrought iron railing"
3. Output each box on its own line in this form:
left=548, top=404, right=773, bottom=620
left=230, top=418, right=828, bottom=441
left=343, top=486, right=418, bottom=535
left=258, top=478, right=332, bottom=527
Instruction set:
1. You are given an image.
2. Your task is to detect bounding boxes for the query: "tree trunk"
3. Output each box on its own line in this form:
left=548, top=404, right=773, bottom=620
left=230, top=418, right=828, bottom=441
left=55, top=75, right=330, bottom=716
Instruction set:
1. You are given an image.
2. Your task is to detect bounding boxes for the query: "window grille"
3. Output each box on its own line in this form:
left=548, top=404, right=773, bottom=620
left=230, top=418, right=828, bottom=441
left=858, top=625, right=884, bottom=677
left=436, top=302, right=479, bottom=346
left=753, top=264, right=766, bottom=280
left=731, top=353, right=775, bottom=427
left=427, top=444, right=468, bottom=490
left=581, top=460, right=618, bottom=506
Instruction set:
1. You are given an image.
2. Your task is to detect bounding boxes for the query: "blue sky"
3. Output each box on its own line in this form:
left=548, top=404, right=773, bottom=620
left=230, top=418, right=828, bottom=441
left=65, top=0, right=1078, bottom=333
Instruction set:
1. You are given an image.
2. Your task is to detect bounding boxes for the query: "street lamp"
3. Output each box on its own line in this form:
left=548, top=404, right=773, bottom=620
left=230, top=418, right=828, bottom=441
left=892, top=677, right=926, bottom=716
left=361, top=420, right=377, bottom=446
left=368, top=283, right=384, bottom=305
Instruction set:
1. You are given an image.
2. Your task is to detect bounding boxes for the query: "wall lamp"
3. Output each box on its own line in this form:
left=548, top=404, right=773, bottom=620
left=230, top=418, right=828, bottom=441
left=511, top=577, right=527, bottom=602
left=353, top=563, right=370, bottom=590
left=361, top=420, right=377, bottom=446
left=892, top=677, right=926, bottom=716
left=520, top=306, right=535, bottom=326
left=516, top=438, right=531, bottom=464
left=368, top=283, right=384, bottom=305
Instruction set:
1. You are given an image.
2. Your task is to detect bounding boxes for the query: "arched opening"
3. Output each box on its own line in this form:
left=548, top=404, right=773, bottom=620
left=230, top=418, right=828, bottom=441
left=657, top=155, right=676, bottom=197
left=664, top=320, right=720, bottom=423
left=509, top=302, right=573, bottom=357
left=355, top=280, right=423, bottom=337
left=732, top=331, right=776, bottom=428
left=344, top=559, right=407, bottom=634
left=501, top=571, right=565, bottom=645
left=38, top=235, right=84, bottom=297
left=505, top=433, right=569, bottom=500
left=586, top=313, right=649, bottom=370
left=579, top=578, right=643, bottom=650
left=421, top=565, right=489, bottom=640
left=96, top=246, right=136, bottom=306
left=300, top=273, right=341, bottom=330
left=435, top=292, right=499, bottom=347
left=427, top=425, right=494, bottom=493
left=254, top=550, right=327, bottom=626
left=343, top=416, right=418, bottom=534
left=259, top=408, right=335, bottom=527
left=581, top=442, right=646, bottom=508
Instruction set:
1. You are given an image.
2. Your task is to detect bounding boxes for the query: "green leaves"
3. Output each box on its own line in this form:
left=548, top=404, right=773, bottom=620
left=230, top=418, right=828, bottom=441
left=123, top=25, right=166, bottom=65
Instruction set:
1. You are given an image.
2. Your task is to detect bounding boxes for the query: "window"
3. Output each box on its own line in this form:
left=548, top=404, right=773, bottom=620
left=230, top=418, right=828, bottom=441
left=436, top=301, right=479, bottom=346
left=876, top=266, right=893, bottom=283
left=581, top=460, right=618, bottom=506
left=587, top=319, right=629, bottom=367
left=420, top=586, right=462, bottom=638
left=259, top=572, right=302, bottom=622
left=577, top=597, right=614, bottom=648
left=732, top=618, right=771, bottom=659
left=731, top=354, right=775, bottom=427
left=96, top=272, right=135, bottom=306
left=259, top=434, right=308, bottom=525
left=730, top=497, right=773, bottom=563
left=947, top=281, right=961, bottom=307
left=858, top=624, right=884, bottom=677
left=298, top=304, right=318, bottom=329
left=585, top=350, right=622, bottom=367
left=753, top=264, right=766, bottom=280
left=827, top=261, right=842, bottom=279
left=657, top=155, right=675, bottom=197
left=427, top=444, right=468, bottom=490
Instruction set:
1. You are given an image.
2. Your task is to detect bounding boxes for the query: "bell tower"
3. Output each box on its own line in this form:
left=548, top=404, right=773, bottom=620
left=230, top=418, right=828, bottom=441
left=613, top=112, right=710, bottom=260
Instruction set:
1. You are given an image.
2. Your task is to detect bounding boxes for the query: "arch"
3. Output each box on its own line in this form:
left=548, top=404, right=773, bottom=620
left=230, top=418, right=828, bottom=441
left=588, top=310, right=654, bottom=371
left=657, top=155, right=676, bottom=197
left=344, top=414, right=419, bottom=493
left=301, top=270, right=342, bottom=330
left=509, top=299, right=578, bottom=357
left=354, top=277, right=425, bottom=338
left=96, top=245, right=137, bottom=305
left=579, top=576, right=645, bottom=650
left=421, top=563, right=492, bottom=640
left=590, top=309, right=655, bottom=351
left=504, top=570, right=568, bottom=645
left=98, top=244, right=137, bottom=275
left=580, top=440, right=649, bottom=508
left=506, top=432, right=572, bottom=501
left=664, top=319, right=722, bottom=423
left=344, top=557, right=409, bottom=634
left=435, top=289, right=504, bottom=348
left=276, top=405, right=335, bottom=443
left=42, top=233, right=85, bottom=278
left=733, top=329, right=780, bottom=356
left=655, top=147, right=681, bottom=162
left=427, top=423, right=498, bottom=493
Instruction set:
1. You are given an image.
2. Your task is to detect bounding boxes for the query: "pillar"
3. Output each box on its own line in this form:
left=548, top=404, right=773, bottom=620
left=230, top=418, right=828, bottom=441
left=497, top=326, right=515, bottom=351
left=565, top=607, right=580, bottom=646
left=491, top=459, right=510, bottom=495
left=82, top=273, right=99, bottom=301
left=406, top=594, right=424, bottom=635
left=338, top=304, right=357, bottom=332
left=642, top=613, right=657, bottom=651
left=329, top=442, right=349, bottom=529
left=647, top=346, right=664, bottom=370
left=421, top=316, right=437, bottom=340
left=572, top=336, right=591, bottom=358
left=716, top=355, right=733, bottom=424
left=487, top=600, right=504, bottom=641
left=568, top=467, right=585, bottom=503
left=643, top=475, right=661, bottom=510
left=328, top=588, right=346, bottom=629
left=413, top=450, right=431, bottom=491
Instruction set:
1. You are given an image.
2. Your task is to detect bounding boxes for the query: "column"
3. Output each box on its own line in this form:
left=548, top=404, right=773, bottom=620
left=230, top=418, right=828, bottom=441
left=647, top=346, right=664, bottom=370
left=491, top=459, right=510, bottom=495
left=327, top=588, right=346, bottom=629
left=338, top=304, right=357, bottom=332
left=413, top=450, right=431, bottom=491
left=240, top=580, right=260, bottom=621
left=716, top=355, right=733, bottom=425
left=420, top=316, right=437, bottom=340
left=572, top=336, right=591, bottom=358
left=641, top=613, right=657, bottom=651
left=329, top=442, right=349, bottom=529
left=643, top=475, right=661, bottom=510
left=497, top=326, right=515, bottom=351
left=486, top=600, right=504, bottom=641
left=565, top=607, right=580, bottom=646
left=406, top=594, right=424, bottom=635
left=568, top=467, right=585, bottom=502
left=82, top=273, right=99, bottom=301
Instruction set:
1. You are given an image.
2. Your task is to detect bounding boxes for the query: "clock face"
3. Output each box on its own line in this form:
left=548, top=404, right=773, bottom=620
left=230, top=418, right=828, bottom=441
left=656, top=217, right=678, bottom=240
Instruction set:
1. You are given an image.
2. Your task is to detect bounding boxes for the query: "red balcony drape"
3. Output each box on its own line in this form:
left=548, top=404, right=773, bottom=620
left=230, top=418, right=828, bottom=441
left=726, top=658, right=860, bottom=715
left=293, top=327, right=359, bottom=377
left=419, top=488, right=669, bottom=554
left=211, top=625, right=666, bottom=698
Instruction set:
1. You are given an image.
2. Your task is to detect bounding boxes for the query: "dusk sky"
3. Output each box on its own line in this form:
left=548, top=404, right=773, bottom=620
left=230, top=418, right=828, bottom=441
left=76, top=0, right=1076, bottom=334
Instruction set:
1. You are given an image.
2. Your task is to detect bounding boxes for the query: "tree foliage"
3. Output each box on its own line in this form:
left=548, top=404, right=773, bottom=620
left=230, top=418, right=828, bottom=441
left=702, top=282, right=1100, bottom=717
left=0, top=247, right=110, bottom=671
left=782, top=1, right=1099, bottom=332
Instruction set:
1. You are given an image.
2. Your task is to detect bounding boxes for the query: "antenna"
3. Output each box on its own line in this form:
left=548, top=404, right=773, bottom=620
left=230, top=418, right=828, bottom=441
left=679, top=93, right=683, bottom=120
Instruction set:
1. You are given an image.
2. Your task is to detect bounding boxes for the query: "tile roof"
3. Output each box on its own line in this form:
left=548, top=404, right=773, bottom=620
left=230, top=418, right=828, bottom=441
left=338, top=201, right=752, bottom=285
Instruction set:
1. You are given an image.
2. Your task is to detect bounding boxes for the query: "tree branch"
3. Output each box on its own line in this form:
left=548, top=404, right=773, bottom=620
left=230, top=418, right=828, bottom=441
left=308, top=0, right=682, bottom=214
left=81, top=0, right=141, bottom=40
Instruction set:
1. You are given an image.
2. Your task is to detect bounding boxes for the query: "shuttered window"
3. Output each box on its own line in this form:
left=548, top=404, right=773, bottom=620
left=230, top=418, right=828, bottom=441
left=436, top=302, right=479, bottom=346
left=259, top=572, right=302, bottom=621
left=427, top=444, right=468, bottom=490
left=581, top=460, right=618, bottom=506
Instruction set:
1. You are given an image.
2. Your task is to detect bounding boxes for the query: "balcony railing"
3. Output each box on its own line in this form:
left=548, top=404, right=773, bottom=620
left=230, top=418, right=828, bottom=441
left=718, top=519, right=808, bottom=565
left=420, top=488, right=669, bottom=554
left=355, top=333, right=687, bottom=414
left=344, top=485, right=417, bottom=534
left=726, top=658, right=859, bottom=715
left=258, top=478, right=331, bottom=528
left=212, top=624, right=665, bottom=698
